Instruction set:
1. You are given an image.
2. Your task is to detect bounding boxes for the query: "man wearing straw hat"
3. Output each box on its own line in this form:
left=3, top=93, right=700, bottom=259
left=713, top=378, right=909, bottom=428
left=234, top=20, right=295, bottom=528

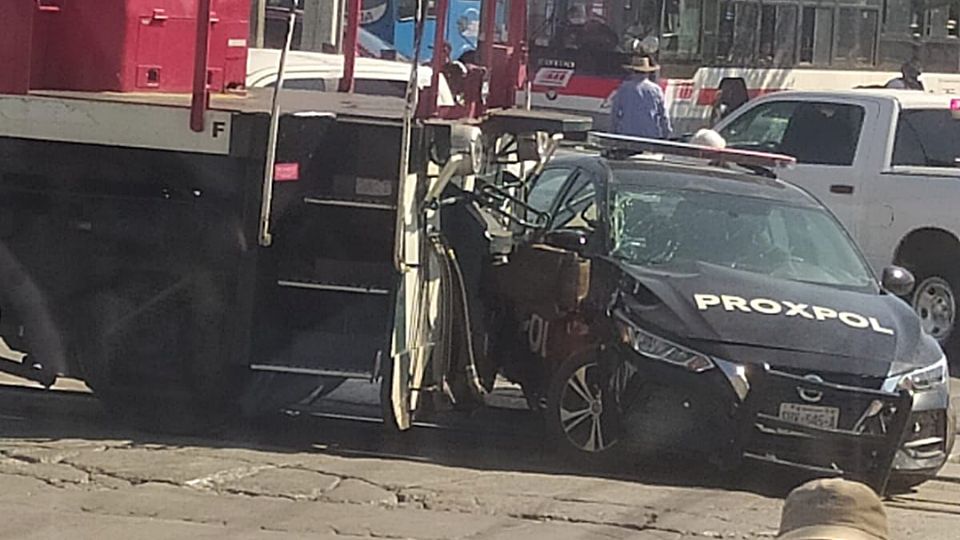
left=610, top=56, right=672, bottom=139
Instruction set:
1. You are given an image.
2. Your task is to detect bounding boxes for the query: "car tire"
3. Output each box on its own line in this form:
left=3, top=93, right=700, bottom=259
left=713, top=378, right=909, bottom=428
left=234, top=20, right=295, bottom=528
left=907, top=267, right=960, bottom=372
left=544, top=349, right=624, bottom=463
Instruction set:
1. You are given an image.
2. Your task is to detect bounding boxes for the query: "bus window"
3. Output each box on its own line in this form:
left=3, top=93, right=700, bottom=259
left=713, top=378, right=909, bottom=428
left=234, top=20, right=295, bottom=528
left=800, top=6, right=834, bottom=65
left=549, top=2, right=617, bottom=52
left=758, top=5, right=798, bottom=66
left=758, top=5, right=777, bottom=62
left=950, top=5, right=960, bottom=38
left=834, top=8, right=879, bottom=66
left=398, top=0, right=436, bottom=19
left=661, top=0, right=704, bottom=60
left=717, top=2, right=760, bottom=64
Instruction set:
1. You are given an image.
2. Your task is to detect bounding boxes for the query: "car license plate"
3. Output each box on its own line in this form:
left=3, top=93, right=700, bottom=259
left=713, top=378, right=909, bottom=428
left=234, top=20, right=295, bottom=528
left=778, top=403, right=840, bottom=430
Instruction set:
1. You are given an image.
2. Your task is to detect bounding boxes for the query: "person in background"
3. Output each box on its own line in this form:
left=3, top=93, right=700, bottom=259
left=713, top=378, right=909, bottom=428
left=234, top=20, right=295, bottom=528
left=777, top=478, right=890, bottom=539
left=579, top=14, right=619, bottom=52
left=885, top=61, right=925, bottom=90
left=555, top=5, right=587, bottom=49
left=610, top=56, right=672, bottom=139
left=710, top=78, right=750, bottom=125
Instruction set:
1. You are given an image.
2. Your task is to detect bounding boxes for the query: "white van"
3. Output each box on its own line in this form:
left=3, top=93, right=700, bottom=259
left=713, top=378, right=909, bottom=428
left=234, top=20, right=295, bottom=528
left=246, top=48, right=453, bottom=105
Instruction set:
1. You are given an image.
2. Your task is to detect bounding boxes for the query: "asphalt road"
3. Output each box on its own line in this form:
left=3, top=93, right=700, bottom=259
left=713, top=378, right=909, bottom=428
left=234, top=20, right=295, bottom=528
left=0, top=369, right=958, bottom=540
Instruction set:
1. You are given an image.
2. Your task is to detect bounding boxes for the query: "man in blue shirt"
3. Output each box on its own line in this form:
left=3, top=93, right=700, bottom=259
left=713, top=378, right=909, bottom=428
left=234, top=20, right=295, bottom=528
left=610, top=56, right=672, bottom=139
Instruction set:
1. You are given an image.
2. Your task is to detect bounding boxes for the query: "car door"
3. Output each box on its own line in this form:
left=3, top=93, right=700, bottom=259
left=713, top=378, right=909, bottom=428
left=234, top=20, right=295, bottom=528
left=717, top=98, right=877, bottom=241
left=383, top=164, right=585, bottom=430
left=513, top=168, right=603, bottom=370
left=525, top=165, right=579, bottom=222
left=497, top=166, right=599, bottom=358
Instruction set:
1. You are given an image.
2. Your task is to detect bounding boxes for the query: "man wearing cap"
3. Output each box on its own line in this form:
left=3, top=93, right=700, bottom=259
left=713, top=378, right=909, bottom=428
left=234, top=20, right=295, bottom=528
left=610, top=56, right=672, bottom=139
left=777, top=478, right=890, bottom=540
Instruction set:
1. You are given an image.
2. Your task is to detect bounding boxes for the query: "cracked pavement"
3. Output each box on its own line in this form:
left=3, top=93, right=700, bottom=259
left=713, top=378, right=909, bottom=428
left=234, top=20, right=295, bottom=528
left=0, top=376, right=958, bottom=539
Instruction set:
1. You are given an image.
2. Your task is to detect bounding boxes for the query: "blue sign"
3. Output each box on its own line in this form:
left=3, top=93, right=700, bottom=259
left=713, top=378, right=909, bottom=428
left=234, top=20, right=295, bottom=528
left=361, top=0, right=394, bottom=46
left=359, top=0, right=480, bottom=62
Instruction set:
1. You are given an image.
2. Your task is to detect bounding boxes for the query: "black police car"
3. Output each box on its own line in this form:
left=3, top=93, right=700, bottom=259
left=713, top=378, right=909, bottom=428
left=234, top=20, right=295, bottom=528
left=490, top=133, right=953, bottom=491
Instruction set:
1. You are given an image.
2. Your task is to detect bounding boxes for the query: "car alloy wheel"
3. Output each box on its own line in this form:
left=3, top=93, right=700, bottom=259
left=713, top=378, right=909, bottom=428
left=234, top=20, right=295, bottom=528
left=555, top=360, right=621, bottom=454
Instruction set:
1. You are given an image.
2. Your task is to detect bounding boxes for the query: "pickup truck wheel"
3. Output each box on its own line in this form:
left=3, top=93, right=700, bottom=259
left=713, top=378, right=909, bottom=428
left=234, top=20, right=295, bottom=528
left=910, top=274, right=959, bottom=363
left=912, top=277, right=955, bottom=340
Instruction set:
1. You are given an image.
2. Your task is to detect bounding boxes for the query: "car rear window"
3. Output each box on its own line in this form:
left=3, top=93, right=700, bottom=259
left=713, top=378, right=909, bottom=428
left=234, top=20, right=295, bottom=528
left=892, top=109, right=960, bottom=168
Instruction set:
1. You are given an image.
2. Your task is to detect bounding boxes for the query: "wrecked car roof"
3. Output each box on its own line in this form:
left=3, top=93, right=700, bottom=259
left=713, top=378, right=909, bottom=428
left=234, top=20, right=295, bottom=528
left=549, top=151, right=820, bottom=208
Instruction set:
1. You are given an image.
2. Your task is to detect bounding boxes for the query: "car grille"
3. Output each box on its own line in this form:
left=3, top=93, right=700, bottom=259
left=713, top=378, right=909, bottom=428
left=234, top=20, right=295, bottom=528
left=738, top=367, right=911, bottom=493
left=773, top=366, right=885, bottom=390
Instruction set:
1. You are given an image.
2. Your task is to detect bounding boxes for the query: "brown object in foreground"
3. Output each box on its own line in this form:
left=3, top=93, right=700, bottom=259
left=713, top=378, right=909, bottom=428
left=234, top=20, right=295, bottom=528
left=778, top=478, right=889, bottom=540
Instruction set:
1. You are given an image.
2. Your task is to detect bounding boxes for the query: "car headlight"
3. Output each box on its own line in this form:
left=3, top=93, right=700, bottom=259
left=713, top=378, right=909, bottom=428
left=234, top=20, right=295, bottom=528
left=884, top=355, right=949, bottom=393
left=614, top=311, right=714, bottom=373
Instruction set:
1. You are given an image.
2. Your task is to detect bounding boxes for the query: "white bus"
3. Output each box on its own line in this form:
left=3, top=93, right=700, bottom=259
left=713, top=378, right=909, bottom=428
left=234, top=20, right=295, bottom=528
left=524, top=0, right=960, bottom=133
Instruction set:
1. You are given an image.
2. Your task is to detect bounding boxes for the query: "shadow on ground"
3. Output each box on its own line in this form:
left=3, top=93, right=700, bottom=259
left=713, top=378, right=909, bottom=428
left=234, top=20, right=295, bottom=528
left=0, top=380, right=822, bottom=500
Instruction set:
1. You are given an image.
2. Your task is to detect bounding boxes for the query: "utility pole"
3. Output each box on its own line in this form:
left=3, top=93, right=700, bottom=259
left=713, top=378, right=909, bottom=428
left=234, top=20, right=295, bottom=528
left=302, top=0, right=341, bottom=53
left=252, top=0, right=267, bottom=48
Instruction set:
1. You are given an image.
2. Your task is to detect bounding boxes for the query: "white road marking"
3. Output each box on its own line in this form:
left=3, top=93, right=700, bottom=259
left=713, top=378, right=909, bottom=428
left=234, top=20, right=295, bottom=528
left=184, top=465, right=276, bottom=489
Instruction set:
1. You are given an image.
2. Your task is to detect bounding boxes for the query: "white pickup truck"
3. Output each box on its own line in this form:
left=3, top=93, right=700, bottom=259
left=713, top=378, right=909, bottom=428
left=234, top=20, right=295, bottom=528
left=712, top=90, right=960, bottom=365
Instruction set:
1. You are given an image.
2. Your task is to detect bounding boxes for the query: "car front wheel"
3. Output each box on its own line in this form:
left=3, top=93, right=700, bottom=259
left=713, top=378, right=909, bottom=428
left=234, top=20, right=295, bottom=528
left=545, top=351, right=624, bottom=460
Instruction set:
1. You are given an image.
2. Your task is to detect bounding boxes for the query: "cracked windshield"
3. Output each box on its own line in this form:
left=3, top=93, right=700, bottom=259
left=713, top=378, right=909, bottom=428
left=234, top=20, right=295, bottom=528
left=0, top=0, right=958, bottom=538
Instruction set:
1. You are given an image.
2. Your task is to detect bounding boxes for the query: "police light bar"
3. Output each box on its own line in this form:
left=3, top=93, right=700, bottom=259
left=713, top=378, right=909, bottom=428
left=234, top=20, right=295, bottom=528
left=587, top=132, right=797, bottom=169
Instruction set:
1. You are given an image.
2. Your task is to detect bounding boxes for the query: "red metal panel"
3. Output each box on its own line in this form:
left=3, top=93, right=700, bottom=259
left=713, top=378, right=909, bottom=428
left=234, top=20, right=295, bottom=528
left=191, top=0, right=213, bottom=132
left=339, top=0, right=362, bottom=93
left=211, top=0, right=250, bottom=90
left=0, top=1, right=36, bottom=94
left=1, top=0, right=249, bottom=94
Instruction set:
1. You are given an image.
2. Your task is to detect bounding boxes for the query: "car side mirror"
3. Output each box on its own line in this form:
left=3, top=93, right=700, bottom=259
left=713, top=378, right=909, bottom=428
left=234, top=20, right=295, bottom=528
left=543, top=229, right=590, bottom=252
left=881, top=266, right=915, bottom=296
